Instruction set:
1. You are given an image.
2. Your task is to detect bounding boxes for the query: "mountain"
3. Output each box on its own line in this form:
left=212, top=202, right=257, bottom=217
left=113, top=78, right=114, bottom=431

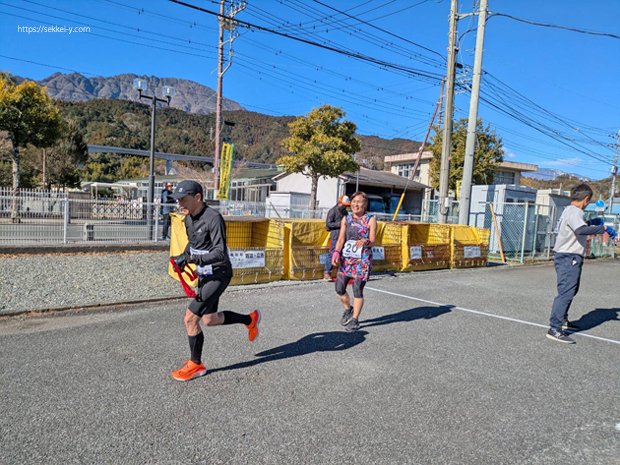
left=18, top=72, right=243, bottom=115
left=521, top=172, right=611, bottom=199
left=3, top=73, right=425, bottom=184
left=53, top=98, right=421, bottom=170
left=523, top=167, right=591, bottom=182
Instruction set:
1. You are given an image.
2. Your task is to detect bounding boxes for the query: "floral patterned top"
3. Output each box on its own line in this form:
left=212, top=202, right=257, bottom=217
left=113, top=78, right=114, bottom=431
left=338, top=212, right=374, bottom=281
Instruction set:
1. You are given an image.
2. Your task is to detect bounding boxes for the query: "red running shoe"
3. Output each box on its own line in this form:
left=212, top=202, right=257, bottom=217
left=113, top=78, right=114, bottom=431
left=171, top=360, right=207, bottom=381
left=246, top=310, right=261, bottom=342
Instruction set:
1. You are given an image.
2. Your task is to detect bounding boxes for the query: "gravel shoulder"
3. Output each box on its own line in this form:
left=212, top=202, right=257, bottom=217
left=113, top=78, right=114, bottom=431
left=1, top=251, right=180, bottom=315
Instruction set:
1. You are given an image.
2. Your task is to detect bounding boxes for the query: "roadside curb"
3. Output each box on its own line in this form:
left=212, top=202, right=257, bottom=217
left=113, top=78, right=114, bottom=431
left=0, top=243, right=170, bottom=255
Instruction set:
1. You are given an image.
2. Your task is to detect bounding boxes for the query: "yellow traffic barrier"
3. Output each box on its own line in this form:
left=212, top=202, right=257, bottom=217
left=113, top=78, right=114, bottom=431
left=372, top=221, right=403, bottom=273
left=168, top=214, right=284, bottom=286
left=400, top=222, right=452, bottom=271
left=282, top=219, right=331, bottom=280
left=450, top=224, right=490, bottom=269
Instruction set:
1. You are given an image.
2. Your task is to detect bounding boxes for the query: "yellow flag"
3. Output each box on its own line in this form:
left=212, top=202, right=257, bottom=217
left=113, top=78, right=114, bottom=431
left=216, top=143, right=234, bottom=200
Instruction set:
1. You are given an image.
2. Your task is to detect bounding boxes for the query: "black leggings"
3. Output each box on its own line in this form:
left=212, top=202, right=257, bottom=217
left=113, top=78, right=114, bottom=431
left=335, top=273, right=366, bottom=298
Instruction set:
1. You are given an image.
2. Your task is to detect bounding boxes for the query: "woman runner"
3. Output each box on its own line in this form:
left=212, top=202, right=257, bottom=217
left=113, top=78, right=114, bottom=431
left=331, top=191, right=377, bottom=331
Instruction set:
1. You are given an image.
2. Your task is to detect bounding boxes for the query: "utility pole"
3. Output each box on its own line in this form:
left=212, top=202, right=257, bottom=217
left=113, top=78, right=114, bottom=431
left=214, top=0, right=245, bottom=191
left=609, top=129, right=620, bottom=217
left=438, top=0, right=458, bottom=224
left=41, top=148, right=47, bottom=188
left=458, top=0, right=488, bottom=226
left=133, top=78, right=175, bottom=240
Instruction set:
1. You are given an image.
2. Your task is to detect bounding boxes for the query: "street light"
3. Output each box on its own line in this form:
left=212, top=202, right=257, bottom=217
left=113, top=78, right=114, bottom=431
left=133, top=78, right=174, bottom=240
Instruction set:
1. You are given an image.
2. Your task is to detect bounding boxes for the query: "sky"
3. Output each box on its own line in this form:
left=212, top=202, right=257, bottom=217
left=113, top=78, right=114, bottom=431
left=1, top=0, right=619, bottom=181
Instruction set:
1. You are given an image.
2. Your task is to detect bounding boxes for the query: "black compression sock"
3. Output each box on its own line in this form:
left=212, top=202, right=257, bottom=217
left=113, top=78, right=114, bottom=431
left=222, top=311, right=252, bottom=326
left=188, top=332, right=204, bottom=364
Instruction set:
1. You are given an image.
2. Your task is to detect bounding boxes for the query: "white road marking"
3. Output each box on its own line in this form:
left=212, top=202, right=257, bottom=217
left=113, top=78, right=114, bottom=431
left=366, top=286, right=620, bottom=346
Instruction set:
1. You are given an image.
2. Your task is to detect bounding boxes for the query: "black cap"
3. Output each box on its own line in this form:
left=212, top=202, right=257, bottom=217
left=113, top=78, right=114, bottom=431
left=170, top=180, right=203, bottom=199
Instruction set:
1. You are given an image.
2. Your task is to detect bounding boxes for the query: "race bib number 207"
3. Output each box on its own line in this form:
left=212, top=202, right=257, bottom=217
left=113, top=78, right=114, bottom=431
left=342, top=240, right=362, bottom=258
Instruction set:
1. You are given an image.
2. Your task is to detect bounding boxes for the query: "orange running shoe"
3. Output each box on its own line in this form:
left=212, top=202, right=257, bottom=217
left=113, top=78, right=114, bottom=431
left=246, top=310, right=261, bottom=342
left=171, top=360, right=207, bottom=381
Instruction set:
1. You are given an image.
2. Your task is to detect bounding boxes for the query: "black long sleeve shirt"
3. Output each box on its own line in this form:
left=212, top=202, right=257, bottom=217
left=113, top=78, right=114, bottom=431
left=182, top=203, right=232, bottom=275
left=325, top=204, right=348, bottom=242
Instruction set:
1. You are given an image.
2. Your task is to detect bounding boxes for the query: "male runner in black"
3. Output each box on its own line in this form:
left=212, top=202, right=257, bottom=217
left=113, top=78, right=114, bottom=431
left=169, top=180, right=260, bottom=381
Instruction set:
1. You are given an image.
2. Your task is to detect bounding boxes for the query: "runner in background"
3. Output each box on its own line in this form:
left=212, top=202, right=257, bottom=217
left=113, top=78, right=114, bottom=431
left=169, top=180, right=260, bottom=381
left=324, top=194, right=350, bottom=281
left=331, top=191, right=377, bottom=332
left=160, top=182, right=175, bottom=240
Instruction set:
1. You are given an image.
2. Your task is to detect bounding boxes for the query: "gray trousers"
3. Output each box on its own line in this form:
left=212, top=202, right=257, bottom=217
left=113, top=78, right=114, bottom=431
left=549, top=253, right=583, bottom=330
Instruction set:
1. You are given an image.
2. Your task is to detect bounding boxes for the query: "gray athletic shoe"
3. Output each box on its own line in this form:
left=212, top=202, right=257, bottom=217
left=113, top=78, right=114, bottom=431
left=546, top=328, right=575, bottom=344
left=345, top=318, right=359, bottom=332
left=340, top=307, right=353, bottom=326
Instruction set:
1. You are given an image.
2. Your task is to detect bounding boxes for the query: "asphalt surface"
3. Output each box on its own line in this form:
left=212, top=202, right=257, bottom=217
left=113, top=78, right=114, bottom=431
left=1, top=261, right=619, bottom=465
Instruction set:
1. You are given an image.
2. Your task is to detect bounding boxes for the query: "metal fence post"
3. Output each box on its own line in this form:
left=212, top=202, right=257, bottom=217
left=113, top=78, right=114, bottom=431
left=530, top=204, right=539, bottom=260
left=154, top=203, right=160, bottom=242
left=63, top=198, right=69, bottom=244
left=520, top=201, right=529, bottom=263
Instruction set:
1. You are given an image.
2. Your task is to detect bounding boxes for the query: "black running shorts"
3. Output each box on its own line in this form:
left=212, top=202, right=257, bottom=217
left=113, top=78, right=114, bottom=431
left=188, top=273, right=232, bottom=316
left=335, top=273, right=366, bottom=298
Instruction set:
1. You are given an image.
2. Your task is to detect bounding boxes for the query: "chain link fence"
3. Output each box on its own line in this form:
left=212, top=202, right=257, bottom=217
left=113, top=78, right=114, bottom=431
left=0, top=194, right=163, bottom=244
left=471, top=201, right=617, bottom=262
left=0, top=191, right=617, bottom=261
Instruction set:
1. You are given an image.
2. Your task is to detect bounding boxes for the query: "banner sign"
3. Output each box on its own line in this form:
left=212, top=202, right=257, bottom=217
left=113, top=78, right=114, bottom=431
left=371, top=246, right=385, bottom=260
left=410, top=246, right=422, bottom=260
left=216, top=143, right=234, bottom=200
left=463, top=246, right=481, bottom=258
left=229, top=250, right=266, bottom=268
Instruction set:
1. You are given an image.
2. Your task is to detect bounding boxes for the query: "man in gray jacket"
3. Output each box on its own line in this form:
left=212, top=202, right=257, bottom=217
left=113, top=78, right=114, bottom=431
left=547, top=183, right=616, bottom=344
left=324, top=194, right=350, bottom=281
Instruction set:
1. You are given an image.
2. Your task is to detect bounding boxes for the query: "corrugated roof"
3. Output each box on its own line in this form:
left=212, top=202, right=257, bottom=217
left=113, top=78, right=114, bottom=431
left=232, top=167, right=281, bottom=180
left=274, top=167, right=428, bottom=190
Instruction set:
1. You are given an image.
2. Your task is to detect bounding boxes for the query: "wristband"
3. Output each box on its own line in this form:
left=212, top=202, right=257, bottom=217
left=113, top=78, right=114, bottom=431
left=333, top=250, right=341, bottom=256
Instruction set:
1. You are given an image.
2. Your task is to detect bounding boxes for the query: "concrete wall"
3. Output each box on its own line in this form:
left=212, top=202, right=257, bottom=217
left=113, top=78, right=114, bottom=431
left=275, top=173, right=342, bottom=209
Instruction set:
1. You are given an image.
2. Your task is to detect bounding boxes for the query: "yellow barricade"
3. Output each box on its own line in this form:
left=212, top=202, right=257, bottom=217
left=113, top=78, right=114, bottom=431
left=168, top=214, right=284, bottom=287
left=169, top=213, right=198, bottom=287
left=451, top=225, right=490, bottom=269
left=400, top=222, right=452, bottom=271
left=283, top=219, right=331, bottom=280
left=372, top=221, right=403, bottom=273
left=283, top=218, right=402, bottom=279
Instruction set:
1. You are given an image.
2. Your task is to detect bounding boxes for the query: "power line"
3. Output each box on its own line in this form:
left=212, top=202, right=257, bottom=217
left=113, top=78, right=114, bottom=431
left=168, top=0, right=444, bottom=82
left=490, top=12, right=620, bottom=40
left=245, top=2, right=444, bottom=69
left=308, top=0, right=445, bottom=61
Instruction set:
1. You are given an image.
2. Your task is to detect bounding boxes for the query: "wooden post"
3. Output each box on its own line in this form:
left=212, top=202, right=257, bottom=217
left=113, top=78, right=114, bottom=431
left=489, top=202, right=505, bottom=263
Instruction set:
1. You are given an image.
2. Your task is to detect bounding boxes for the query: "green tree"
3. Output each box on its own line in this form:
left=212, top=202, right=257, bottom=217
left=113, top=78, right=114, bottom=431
left=44, top=120, right=89, bottom=189
left=429, top=118, right=503, bottom=191
left=277, top=105, right=360, bottom=210
left=0, top=76, right=62, bottom=220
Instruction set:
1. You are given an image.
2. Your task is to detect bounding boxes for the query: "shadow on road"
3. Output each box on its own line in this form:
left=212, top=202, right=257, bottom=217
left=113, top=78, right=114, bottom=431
left=209, top=330, right=368, bottom=374
left=570, top=307, right=619, bottom=332
left=360, top=305, right=454, bottom=329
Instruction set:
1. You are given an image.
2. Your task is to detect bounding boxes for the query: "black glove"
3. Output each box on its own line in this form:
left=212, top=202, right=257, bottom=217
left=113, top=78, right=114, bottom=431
left=171, top=254, right=188, bottom=271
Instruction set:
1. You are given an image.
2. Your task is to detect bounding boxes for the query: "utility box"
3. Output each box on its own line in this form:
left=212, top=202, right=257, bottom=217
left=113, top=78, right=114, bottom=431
left=266, top=192, right=312, bottom=218
left=469, top=184, right=537, bottom=254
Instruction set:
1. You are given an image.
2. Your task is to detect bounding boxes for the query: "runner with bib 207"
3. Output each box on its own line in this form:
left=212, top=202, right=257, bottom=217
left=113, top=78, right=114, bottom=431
left=331, top=191, right=377, bottom=332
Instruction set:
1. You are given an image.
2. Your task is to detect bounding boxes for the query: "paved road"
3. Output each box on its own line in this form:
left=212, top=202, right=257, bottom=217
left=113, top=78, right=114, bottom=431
left=1, top=261, right=618, bottom=465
